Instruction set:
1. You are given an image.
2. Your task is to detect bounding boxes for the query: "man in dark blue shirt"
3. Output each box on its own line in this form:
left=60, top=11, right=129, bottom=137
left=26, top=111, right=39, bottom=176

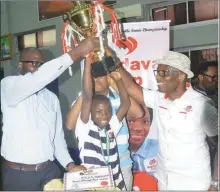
left=193, top=60, right=218, bottom=176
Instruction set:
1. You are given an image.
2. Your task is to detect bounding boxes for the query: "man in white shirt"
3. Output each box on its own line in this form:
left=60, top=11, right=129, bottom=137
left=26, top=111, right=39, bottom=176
left=0, top=37, right=100, bottom=191
left=119, top=51, right=218, bottom=190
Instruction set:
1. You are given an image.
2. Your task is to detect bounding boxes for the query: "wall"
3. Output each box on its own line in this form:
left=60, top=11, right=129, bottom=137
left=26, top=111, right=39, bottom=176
left=147, top=1, right=218, bottom=50
left=0, top=2, right=11, bottom=93
left=170, top=21, right=218, bottom=50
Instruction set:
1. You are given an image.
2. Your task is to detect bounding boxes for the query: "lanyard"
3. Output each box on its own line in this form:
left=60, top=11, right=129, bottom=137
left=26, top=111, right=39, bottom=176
left=99, top=129, right=110, bottom=166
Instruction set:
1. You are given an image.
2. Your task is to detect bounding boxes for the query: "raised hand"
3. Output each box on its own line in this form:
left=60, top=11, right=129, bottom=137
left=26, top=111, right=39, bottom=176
left=68, top=37, right=100, bottom=61
left=85, top=55, right=94, bottom=65
left=109, top=69, right=121, bottom=81
left=78, top=37, right=100, bottom=56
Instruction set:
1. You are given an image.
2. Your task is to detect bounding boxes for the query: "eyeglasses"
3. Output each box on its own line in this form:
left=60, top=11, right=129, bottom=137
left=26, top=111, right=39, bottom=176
left=153, top=69, right=180, bottom=77
left=20, top=60, right=44, bottom=68
left=202, top=73, right=217, bottom=81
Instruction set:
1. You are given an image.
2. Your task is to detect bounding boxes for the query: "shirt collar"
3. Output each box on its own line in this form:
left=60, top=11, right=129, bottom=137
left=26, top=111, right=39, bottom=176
left=195, top=85, right=216, bottom=96
left=194, top=86, right=208, bottom=96
left=160, top=83, right=199, bottom=100
left=36, top=88, right=46, bottom=95
left=93, top=122, right=110, bottom=132
left=133, top=138, right=150, bottom=158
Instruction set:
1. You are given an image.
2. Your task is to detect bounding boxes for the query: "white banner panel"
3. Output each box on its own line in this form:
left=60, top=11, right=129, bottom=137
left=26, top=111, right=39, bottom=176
left=108, top=20, right=170, bottom=90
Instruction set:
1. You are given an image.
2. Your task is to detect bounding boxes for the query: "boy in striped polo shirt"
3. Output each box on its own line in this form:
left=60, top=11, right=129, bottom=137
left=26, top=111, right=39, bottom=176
left=75, top=58, right=131, bottom=190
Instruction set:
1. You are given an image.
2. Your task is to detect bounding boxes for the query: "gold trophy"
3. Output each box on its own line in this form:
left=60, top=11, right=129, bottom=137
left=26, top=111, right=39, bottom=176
left=62, top=1, right=121, bottom=77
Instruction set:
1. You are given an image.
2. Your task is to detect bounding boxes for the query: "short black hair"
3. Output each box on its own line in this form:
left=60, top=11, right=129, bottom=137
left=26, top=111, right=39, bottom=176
left=198, top=61, right=218, bottom=75
left=19, top=47, right=40, bottom=61
left=92, top=94, right=111, bottom=105
left=141, top=106, right=153, bottom=126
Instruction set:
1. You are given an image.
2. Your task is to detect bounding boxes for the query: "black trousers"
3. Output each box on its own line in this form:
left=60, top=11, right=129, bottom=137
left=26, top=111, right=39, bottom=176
left=2, top=161, right=61, bottom=191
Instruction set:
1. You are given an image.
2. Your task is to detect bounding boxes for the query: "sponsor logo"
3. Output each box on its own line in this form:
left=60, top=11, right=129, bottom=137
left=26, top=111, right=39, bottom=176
left=185, top=105, right=192, bottom=112
left=101, top=181, right=108, bottom=186
left=115, top=36, right=138, bottom=55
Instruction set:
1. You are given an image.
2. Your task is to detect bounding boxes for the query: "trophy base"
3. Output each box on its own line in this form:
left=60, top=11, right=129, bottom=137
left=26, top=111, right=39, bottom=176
left=91, top=56, right=119, bottom=78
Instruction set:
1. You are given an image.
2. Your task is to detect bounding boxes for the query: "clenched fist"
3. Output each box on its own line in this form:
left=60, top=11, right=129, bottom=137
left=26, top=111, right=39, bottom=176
left=109, top=69, right=121, bottom=81
left=68, top=37, right=100, bottom=61
left=78, top=37, right=100, bottom=56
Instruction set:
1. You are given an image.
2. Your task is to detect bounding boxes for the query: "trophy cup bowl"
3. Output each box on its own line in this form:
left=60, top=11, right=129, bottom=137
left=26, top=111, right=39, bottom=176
left=68, top=1, right=93, bottom=37
left=63, top=1, right=119, bottom=77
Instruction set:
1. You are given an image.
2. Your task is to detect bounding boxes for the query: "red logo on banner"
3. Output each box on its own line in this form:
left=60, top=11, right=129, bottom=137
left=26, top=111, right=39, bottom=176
left=115, top=37, right=138, bottom=55
left=101, top=181, right=108, bottom=186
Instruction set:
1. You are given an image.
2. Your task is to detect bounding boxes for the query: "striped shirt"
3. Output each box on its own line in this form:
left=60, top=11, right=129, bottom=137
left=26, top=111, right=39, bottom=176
left=76, top=115, right=126, bottom=190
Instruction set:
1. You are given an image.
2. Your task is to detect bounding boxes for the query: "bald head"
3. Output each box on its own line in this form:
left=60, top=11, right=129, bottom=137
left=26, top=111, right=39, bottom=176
left=18, top=47, right=44, bottom=75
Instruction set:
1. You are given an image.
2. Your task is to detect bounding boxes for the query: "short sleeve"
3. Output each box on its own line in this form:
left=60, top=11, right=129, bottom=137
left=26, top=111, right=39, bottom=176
left=75, top=115, right=91, bottom=145
left=109, top=115, right=123, bottom=136
left=201, top=101, right=218, bottom=137
left=142, top=88, right=158, bottom=109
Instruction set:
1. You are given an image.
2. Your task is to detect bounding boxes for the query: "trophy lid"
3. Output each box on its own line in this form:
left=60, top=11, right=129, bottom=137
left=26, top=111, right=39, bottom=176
left=66, top=1, right=94, bottom=35
left=69, top=1, right=92, bottom=17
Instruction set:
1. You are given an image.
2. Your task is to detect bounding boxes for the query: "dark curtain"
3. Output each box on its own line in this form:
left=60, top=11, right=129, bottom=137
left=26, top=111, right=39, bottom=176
left=188, top=1, right=196, bottom=23
left=174, top=3, right=187, bottom=25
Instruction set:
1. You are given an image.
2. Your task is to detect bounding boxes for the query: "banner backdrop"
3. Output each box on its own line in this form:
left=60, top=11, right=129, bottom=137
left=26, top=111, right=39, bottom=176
left=108, top=20, right=170, bottom=90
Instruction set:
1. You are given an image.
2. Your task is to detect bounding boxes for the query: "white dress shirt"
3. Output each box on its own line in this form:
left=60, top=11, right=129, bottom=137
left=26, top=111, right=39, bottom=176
left=143, top=86, right=218, bottom=190
left=1, top=53, right=74, bottom=168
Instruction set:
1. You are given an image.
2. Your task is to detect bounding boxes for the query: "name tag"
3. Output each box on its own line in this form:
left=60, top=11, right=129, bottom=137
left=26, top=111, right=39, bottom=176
left=144, top=157, right=157, bottom=173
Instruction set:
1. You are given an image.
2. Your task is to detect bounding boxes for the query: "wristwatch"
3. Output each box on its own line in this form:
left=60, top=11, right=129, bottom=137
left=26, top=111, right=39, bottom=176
left=210, top=180, right=218, bottom=189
